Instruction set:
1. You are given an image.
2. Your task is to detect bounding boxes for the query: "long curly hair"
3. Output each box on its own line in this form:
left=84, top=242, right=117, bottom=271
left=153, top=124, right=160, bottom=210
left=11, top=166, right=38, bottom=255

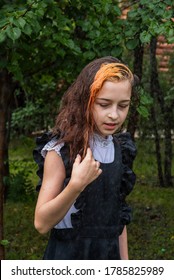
left=53, top=56, right=138, bottom=161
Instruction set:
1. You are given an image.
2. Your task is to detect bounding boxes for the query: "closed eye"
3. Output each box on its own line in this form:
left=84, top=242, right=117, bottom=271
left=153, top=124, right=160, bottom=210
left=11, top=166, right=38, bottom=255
left=118, top=103, right=130, bottom=109
left=99, top=103, right=110, bottom=108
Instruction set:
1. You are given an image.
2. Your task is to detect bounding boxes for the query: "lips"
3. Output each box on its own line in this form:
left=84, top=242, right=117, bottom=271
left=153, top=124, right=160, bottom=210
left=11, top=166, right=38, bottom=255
left=103, top=123, right=117, bottom=130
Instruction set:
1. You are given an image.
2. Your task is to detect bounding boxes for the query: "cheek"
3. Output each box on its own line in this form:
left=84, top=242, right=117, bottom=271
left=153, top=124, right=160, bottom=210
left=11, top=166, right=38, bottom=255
left=120, top=109, right=129, bottom=120
left=91, top=107, right=98, bottom=124
left=92, top=106, right=101, bottom=120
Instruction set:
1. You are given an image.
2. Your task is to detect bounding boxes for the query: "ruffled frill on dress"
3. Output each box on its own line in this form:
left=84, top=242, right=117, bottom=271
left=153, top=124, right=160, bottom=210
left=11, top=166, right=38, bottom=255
left=33, top=131, right=55, bottom=191
left=115, top=132, right=137, bottom=234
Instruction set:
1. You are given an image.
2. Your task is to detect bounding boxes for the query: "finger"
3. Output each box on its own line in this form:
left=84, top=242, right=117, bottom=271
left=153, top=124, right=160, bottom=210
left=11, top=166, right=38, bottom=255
left=98, top=168, right=102, bottom=175
left=95, top=161, right=100, bottom=169
left=74, top=154, right=81, bottom=165
left=95, top=168, right=102, bottom=178
left=85, top=147, right=93, bottom=159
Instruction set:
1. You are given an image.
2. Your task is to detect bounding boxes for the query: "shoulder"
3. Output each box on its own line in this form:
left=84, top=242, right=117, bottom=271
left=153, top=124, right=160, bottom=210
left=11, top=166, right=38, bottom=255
left=33, top=131, right=65, bottom=191
left=43, top=149, right=66, bottom=182
left=41, top=138, right=64, bottom=158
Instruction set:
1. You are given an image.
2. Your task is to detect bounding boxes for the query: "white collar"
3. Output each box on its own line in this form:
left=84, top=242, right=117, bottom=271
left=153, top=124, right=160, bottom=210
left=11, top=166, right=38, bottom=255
left=91, top=133, right=113, bottom=148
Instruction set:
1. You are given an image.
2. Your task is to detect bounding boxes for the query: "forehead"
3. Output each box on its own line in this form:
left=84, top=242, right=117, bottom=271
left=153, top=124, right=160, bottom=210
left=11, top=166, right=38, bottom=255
left=96, top=80, right=132, bottom=100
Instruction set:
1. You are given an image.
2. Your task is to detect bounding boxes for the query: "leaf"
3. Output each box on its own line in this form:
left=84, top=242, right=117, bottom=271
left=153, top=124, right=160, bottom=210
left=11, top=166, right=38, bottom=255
left=126, top=39, right=139, bottom=50
left=63, top=38, right=75, bottom=49
left=93, top=19, right=100, bottom=28
left=0, top=240, right=10, bottom=246
left=17, top=17, right=26, bottom=29
left=6, top=26, right=21, bottom=41
left=125, top=29, right=136, bottom=37
left=0, top=57, right=7, bottom=68
left=127, top=10, right=138, bottom=20
left=140, top=31, right=151, bottom=44
left=111, top=46, right=122, bottom=57
left=103, top=3, right=110, bottom=14
left=0, top=19, right=8, bottom=28
left=137, top=105, right=149, bottom=118
left=167, top=37, right=174, bottom=44
left=113, top=6, right=121, bottom=16
left=0, top=31, right=6, bottom=43
left=83, top=50, right=96, bottom=60
left=168, top=28, right=173, bottom=37
left=22, top=24, right=32, bottom=36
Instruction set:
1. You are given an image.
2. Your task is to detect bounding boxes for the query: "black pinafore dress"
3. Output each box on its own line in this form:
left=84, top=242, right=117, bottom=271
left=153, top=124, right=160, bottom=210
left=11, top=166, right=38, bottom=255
left=43, top=139, right=123, bottom=260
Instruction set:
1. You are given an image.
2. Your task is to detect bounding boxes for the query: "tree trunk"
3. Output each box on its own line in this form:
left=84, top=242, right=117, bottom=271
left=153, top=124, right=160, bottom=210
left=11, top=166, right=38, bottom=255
left=150, top=37, right=164, bottom=187
left=0, top=109, right=6, bottom=260
left=4, top=107, right=11, bottom=201
left=127, top=44, right=144, bottom=139
left=0, top=70, right=15, bottom=259
left=150, top=106, right=165, bottom=187
left=164, top=108, right=173, bottom=186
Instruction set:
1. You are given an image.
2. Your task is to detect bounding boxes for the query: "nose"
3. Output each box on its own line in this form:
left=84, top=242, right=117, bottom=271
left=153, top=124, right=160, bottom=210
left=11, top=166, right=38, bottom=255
left=108, top=108, right=119, bottom=120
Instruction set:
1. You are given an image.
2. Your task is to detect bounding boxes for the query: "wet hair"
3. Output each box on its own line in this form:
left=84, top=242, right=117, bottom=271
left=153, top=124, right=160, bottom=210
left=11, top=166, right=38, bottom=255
left=53, top=56, right=138, bottom=161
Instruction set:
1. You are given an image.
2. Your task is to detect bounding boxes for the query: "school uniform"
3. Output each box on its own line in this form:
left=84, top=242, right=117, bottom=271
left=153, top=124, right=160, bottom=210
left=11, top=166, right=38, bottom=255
left=33, top=132, right=136, bottom=260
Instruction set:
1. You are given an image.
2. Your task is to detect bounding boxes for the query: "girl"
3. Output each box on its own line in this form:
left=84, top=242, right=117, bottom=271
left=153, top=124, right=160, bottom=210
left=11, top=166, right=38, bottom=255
left=33, top=56, right=138, bottom=260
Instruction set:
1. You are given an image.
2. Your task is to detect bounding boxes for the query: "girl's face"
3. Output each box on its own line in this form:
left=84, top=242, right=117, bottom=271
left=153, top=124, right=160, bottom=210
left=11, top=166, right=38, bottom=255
left=92, top=80, right=131, bottom=138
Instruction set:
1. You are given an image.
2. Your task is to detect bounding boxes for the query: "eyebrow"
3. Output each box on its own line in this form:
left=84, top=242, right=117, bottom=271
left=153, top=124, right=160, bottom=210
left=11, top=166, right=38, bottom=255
left=96, top=98, right=131, bottom=102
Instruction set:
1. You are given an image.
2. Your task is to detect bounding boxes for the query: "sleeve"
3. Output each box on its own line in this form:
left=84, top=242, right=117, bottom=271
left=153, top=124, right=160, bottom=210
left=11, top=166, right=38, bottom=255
left=115, top=132, right=137, bottom=235
left=33, top=131, right=63, bottom=191
left=41, top=138, right=64, bottom=158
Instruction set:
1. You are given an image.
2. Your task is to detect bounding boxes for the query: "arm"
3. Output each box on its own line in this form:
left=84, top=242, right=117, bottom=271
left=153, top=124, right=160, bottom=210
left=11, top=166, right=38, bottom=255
left=119, top=226, right=129, bottom=260
left=34, top=148, right=102, bottom=234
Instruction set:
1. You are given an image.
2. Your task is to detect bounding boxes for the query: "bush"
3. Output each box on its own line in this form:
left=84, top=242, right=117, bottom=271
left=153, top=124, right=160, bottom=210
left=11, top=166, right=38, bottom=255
left=5, top=159, right=36, bottom=202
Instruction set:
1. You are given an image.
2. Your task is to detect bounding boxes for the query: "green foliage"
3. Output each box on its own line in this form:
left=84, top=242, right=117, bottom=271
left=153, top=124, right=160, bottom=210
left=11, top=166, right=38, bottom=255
left=11, top=73, right=60, bottom=136
left=0, top=0, right=123, bottom=83
left=6, top=136, right=38, bottom=202
left=5, top=160, right=36, bottom=202
left=134, top=139, right=158, bottom=184
left=0, top=0, right=79, bottom=84
left=164, top=86, right=174, bottom=103
left=11, top=100, right=53, bottom=135
left=137, top=87, right=153, bottom=118
left=0, top=239, right=10, bottom=247
left=0, top=0, right=126, bottom=135
left=124, top=0, right=174, bottom=46
left=134, top=138, right=174, bottom=187
left=11, top=102, right=41, bottom=134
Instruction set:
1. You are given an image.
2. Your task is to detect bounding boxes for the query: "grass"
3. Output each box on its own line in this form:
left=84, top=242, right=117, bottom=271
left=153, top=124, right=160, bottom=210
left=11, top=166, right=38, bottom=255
left=4, top=200, right=48, bottom=260
left=127, top=185, right=174, bottom=260
left=3, top=136, right=174, bottom=259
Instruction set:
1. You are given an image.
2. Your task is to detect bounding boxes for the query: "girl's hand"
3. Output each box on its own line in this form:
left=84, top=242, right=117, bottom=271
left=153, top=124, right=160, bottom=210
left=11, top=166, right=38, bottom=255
left=70, top=148, right=102, bottom=192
